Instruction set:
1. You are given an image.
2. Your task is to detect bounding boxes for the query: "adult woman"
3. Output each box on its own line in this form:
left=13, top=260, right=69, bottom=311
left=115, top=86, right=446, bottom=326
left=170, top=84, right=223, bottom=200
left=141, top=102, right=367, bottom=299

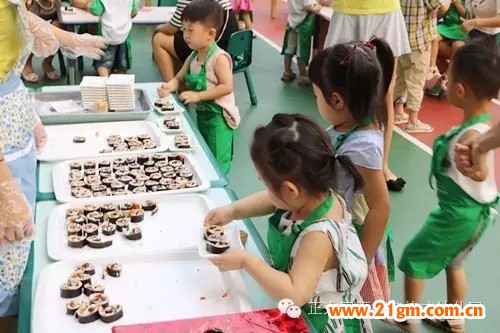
left=0, top=0, right=105, bottom=329
left=460, top=0, right=500, bottom=43
left=323, top=0, right=411, bottom=191
left=152, top=0, right=238, bottom=82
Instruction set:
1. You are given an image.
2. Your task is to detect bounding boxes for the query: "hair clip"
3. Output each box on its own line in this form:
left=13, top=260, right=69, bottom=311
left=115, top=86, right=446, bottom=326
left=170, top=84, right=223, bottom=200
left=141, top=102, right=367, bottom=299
left=340, top=44, right=358, bottom=66
left=363, top=35, right=377, bottom=49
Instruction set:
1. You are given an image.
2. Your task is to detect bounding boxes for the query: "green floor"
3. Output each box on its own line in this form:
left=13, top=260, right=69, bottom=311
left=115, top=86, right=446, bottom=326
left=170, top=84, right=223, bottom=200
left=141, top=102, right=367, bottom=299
left=30, top=25, right=500, bottom=332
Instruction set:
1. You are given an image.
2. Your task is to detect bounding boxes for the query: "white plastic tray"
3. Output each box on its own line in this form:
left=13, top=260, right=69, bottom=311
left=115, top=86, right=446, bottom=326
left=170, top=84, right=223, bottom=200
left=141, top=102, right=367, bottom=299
left=33, top=253, right=252, bottom=333
left=156, top=117, right=185, bottom=133
left=37, top=121, right=169, bottom=162
left=47, top=194, right=214, bottom=261
left=153, top=95, right=185, bottom=115
left=52, top=152, right=209, bottom=203
left=198, top=227, right=244, bottom=258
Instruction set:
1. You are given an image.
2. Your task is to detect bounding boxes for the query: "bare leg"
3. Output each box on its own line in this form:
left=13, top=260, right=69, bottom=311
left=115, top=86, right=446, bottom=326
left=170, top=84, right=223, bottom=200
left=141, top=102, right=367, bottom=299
left=152, top=32, right=180, bottom=82
left=242, top=12, right=253, bottom=30
left=383, top=58, right=399, bottom=183
left=297, top=61, right=307, bottom=77
left=405, top=275, right=425, bottom=304
left=446, top=267, right=466, bottom=306
left=22, top=54, right=38, bottom=82
left=284, top=56, right=293, bottom=75
left=96, top=66, right=110, bottom=77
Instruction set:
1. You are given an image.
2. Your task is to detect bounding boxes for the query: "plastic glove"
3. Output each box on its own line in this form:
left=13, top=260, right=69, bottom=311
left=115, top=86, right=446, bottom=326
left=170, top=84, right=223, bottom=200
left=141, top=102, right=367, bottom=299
left=60, top=33, right=107, bottom=60
left=0, top=180, right=34, bottom=245
left=26, top=11, right=60, bottom=58
left=34, top=121, right=48, bottom=152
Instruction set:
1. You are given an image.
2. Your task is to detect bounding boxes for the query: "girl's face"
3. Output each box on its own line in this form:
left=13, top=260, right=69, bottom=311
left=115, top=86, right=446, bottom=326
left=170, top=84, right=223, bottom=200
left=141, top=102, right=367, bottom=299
left=313, top=84, right=348, bottom=127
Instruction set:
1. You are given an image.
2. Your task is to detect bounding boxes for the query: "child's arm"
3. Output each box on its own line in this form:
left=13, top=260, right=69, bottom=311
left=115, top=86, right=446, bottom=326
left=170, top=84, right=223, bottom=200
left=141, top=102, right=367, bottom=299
left=304, top=3, right=322, bottom=14
left=318, top=0, right=332, bottom=7
left=451, top=0, right=467, bottom=18
left=356, top=167, right=391, bottom=264
left=87, top=0, right=103, bottom=15
left=204, top=190, right=276, bottom=227
left=455, top=129, right=490, bottom=181
left=179, top=55, right=233, bottom=104
left=424, top=0, right=450, bottom=12
left=211, top=231, right=334, bottom=306
left=157, top=58, right=190, bottom=97
left=131, top=0, right=139, bottom=18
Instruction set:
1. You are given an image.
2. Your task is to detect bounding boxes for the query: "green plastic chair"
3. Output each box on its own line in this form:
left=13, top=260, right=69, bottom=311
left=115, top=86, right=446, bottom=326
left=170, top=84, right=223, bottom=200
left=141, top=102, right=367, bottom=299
left=227, top=30, right=257, bottom=105
left=157, top=0, right=177, bottom=6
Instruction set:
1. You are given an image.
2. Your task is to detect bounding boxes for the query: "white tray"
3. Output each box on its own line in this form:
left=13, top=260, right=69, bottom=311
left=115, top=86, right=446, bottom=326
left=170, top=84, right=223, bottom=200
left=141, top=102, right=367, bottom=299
left=47, top=194, right=213, bottom=260
left=33, top=253, right=252, bottom=333
left=198, top=227, right=244, bottom=258
left=53, top=152, right=210, bottom=203
left=153, top=95, right=185, bottom=115
left=37, top=121, right=169, bottom=162
left=167, top=134, right=196, bottom=152
left=156, top=117, right=184, bottom=134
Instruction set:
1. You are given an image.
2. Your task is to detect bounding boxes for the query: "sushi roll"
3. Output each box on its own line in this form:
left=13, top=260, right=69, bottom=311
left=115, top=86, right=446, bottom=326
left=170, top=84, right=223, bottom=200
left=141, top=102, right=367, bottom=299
left=175, top=177, right=188, bottom=188
left=125, top=156, right=137, bottom=165
left=101, top=177, right=115, bottom=187
left=76, top=304, right=100, bottom=324
left=159, top=178, right=174, bottom=186
left=82, top=224, right=99, bottom=236
left=84, top=204, right=100, bottom=215
left=111, top=189, right=127, bottom=196
left=86, top=179, right=102, bottom=189
left=68, top=235, right=86, bottom=248
left=142, top=160, right=155, bottom=168
left=123, top=226, right=142, bottom=240
left=86, top=235, right=112, bottom=249
left=137, top=154, right=150, bottom=164
left=67, top=223, right=83, bottom=236
left=84, top=168, right=97, bottom=176
left=69, top=271, right=92, bottom=286
left=98, top=160, right=112, bottom=168
left=113, top=157, right=126, bottom=165
left=66, top=207, right=83, bottom=218
left=127, top=140, right=142, bottom=148
left=67, top=215, right=87, bottom=225
left=100, top=172, right=113, bottom=179
left=135, top=174, right=150, bottom=182
left=114, top=146, right=130, bottom=152
left=87, top=211, right=104, bottom=224
left=84, top=283, right=105, bottom=296
left=70, top=162, right=83, bottom=170
left=168, top=153, right=185, bottom=162
left=154, top=99, right=164, bottom=107
left=99, top=304, right=123, bottom=323
left=126, top=209, right=144, bottom=223
left=100, top=203, right=118, bottom=214
left=145, top=180, right=159, bottom=191
left=144, top=167, right=159, bottom=176
left=152, top=154, right=165, bottom=162
left=66, top=299, right=83, bottom=315
left=60, top=280, right=82, bottom=298
left=138, top=133, right=152, bottom=142
left=114, top=169, right=130, bottom=178
left=206, top=239, right=230, bottom=255
left=167, top=182, right=181, bottom=191
left=72, top=187, right=92, bottom=198
left=118, top=175, right=134, bottom=185
left=89, top=293, right=109, bottom=308
left=101, top=222, right=117, bottom=236
left=106, top=263, right=122, bottom=277
left=154, top=160, right=169, bottom=169
left=180, top=170, right=193, bottom=180
left=130, top=169, right=145, bottom=177
left=69, top=171, right=84, bottom=182
left=119, top=202, right=135, bottom=210
left=83, top=161, right=96, bottom=170
left=169, top=160, right=183, bottom=168
left=161, top=101, right=174, bottom=111
left=93, top=191, right=109, bottom=198
left=151, top=185, right=167, bottom=192
left=128, top=180, right=144, bottom=191
left=143, top=200, right=157, bottom=211
left=107, top=134, right=121, bottom=143
left=124, top=136, right=138, bottom=144
left=100, top=149, right=114, bottom=154
left=128, top=163, right=141, bottom=170
left=204, top=226, right=224, bottom=240
left=132, top=187, right=147, bottom=194
left=110, top=181, right=126, bottom=192
left=186, top=180, right=199, bottom=188
left=106, top=210, right=124, bottom=224
left=163, top=171, right=177, bottom=179
left=116, top=218, right=130, bottom=232
left=98, top=167, right=112, bottom=175
left=76, top=263, right=95, bottom=276
left=86, top=175, right=101, bottom=183
left=144, top=142, right=156, bottom=150
left=160, top=166, right=174, bottom=174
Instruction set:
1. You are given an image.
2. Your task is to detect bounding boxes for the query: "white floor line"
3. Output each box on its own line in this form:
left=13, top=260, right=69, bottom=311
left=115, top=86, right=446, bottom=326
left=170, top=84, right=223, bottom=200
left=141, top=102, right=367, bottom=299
left=255, top=30, right=434, bottom=156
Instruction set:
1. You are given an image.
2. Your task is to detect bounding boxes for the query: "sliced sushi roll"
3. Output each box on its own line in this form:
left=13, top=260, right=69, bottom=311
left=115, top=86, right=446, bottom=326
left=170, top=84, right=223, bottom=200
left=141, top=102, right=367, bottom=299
left=98, top=167, right=112, bottom=175
left=91, top=184, right=108, bottom=193
left=160, top=166, right=174, bottom=173
left=101, top=172, right=113, bottom=179
left=159, top=177, right=174, bottom=186
left=98, top=160, right=112, bottom=168
left=125, top=156, right=137, bottom=165
left=107, top=135, right=121, bottom=143
left=86, top=235, right=113, bottom=249
left=84, top=168, right=97, bottom=176
left=144, top=142, right=156, bottom=150
left=99, top=304, right=124, bottom=323
left=126, top=209, right=144, bottom=223
left=106, top=263, right=122, bottom=277
left=123, top=226, right=142, bottom=240
left=154, top=99, right=164, bottom=107
left=67, top=223, right=83, bottom=237
left=150, top=173, right=163, bottom=181
left=110, top=181, right=126, bottom=192
left=169, top=160, right=183, bottom=168
left=76, top=263, right=95, bottom=276
left=67, top=207, right=83, bottom=218
left=154, top=160, right=169, bottom=169
left=152, top=154, right=165, bottom=162
left=142, top=160, right=155, bottom=168
left=175, top=177, right=188, bottom=188
left=67, top=215, right=87, bottom=225
left=113, top=157, right=126, bottom=165
left=180, top=170, right=193, bottom=180
left=151, top=185, right=167, bottom=192
left=70, top=180, right=86, bottom=189
left=137, top=154, right=150, bottom=165
left=119, top=202, right=135, bottom=211
left=60, top=280, right=82, bottom=298
left=82, top=224, right=98, bottom=236
left=163, top=171, right=176, bottom=179
left=166, top=182, right=181, bottom=191
left=145, top=180, right=159, bottom=191
left=168, top=153, right=184, bottom=162
left=111, top=189, right=127, bottom=196
left=135, top=174, right=150, bottom=182
left=89, top=293, right=109, bottom=308
left=186, top=180, right=199, bottom=188
left=83, top=161, right=96, bottom=170
left=206, top=239, right=230, bottom=255
left=93, top=191, right=110, bottom=198
left=106, top=210, right=123, bottom=224
left=68, top=235, right=86, bottom=248
left=130, top=169, right=145, bottom=177
left=143, top=200, right=157, bottom=211
left=128, top=163, right=141, bottom=171
left=118, top=175, right=134, bottom=185
left=71, top=187, right=92, bottom=199
left=84, top=203, right=100, bottom=215
left=114, top=169, right=130, bottom=178
left=204, top=226, right=224, bottom=240
left=100, top=203, right=118, bottom=214
left=69, top=271, right=92, bottom=286
left=66, top=299, right=83, bottom=315
left=145, top=166, right=159, bottom=176
left=84, top=283, right=105, bottom=296
left=101, top=222, right=117, bottom=236
left=138, top=133, right=152, bottom=142
left=128, top=180, right=144, bottom=191
left=87, top=211, right=104, bottom=224
left=132, top=186, right=147, bottom=194
left=76, top=304, right=100, bottom=324
left=70, top=162, right=83, bottom=170
left=116, top=218, right=130, bottom=232
left=101, top=177, right=115, bottom=187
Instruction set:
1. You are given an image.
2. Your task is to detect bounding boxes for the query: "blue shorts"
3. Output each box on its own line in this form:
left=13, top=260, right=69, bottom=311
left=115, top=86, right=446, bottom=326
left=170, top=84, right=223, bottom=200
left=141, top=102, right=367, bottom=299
left=94, top=42, right=128, bottom=71
left=0, top=143, right=36, bottom=317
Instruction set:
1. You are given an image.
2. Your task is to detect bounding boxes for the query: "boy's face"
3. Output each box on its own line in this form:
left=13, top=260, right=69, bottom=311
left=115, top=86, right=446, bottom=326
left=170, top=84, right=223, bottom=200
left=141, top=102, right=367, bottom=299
left=183, top=20, right=216, bottom=50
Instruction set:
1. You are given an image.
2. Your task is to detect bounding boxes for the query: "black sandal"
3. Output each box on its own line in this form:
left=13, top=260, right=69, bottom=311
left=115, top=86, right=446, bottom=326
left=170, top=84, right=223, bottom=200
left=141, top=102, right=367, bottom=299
left=386, top=177, right=406, bottom=191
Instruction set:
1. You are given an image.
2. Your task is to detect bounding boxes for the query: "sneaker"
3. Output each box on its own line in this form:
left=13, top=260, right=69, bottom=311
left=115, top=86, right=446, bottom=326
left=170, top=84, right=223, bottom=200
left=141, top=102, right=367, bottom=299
left=423, top=318, right=465, bottom=333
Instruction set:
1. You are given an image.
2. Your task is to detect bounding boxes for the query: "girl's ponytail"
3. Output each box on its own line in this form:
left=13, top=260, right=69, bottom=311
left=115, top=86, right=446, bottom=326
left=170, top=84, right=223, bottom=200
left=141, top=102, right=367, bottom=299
left=335, top=155, right=364, bottom=191
left=370, top=38, right=395, bottom=96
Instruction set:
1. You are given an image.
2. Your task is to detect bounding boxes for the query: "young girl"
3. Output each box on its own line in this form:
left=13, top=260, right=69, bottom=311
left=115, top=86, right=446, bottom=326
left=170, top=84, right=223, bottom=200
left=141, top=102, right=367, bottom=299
left=205, top=113, right=371, bottom=333
left=158, top=0, right=240, bottom=174
left=308, top=38, right=393, bottom=304
left=391, top=39, right=500, bottom=333
left=231, top=0, right=253, bottom=32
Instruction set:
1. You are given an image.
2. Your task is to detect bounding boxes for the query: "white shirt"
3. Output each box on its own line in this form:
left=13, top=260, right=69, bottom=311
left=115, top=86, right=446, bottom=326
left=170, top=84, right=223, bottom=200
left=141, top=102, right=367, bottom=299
left=469, top=0, right=500, bottom=35
left=447, top=123, right=497, bottom=204
left=287, top=0, right=316, bottom=28
left=101, top=0, right=134, bottom=45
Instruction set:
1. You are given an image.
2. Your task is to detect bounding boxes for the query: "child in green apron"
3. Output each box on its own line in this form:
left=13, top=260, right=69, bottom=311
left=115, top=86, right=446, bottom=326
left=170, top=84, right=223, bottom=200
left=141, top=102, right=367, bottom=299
left=308, top=38, right=394, bottom=305
left=204, top=114, right=371, bottom=333
left=158, top=0, right=240, bottom=174
left=389, top=39, right=500, bottom=333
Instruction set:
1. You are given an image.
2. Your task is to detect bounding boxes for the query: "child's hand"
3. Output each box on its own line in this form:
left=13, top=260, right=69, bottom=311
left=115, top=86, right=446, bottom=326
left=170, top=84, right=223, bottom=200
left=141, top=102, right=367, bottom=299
left=209, top=248, right=249, bottom=272
left=204, top=205, right=235, bottom=226
left=179, top=91, right=201, bottom=104
left=454, top=141, right=489, bottom=181
left=157, top=81, right=177, bottom=98
left=460, top=17, right=478, bottom=33
left=34, top=121, right=47, bottom=152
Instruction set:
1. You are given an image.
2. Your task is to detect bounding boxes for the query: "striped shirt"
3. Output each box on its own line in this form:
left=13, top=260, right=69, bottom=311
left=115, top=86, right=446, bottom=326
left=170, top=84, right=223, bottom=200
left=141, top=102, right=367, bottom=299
left=400, top=0, right=448, bottom=51
left=170, top=0, right=232, bottom=29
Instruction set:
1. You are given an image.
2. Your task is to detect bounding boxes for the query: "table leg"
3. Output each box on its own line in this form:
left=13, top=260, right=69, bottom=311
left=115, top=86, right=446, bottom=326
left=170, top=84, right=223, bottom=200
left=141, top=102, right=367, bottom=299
left=271, top=0, right=277, bottom=19
left=67, top=24, right=77, bottom=86
left=145, top=0, right=151, bottom=5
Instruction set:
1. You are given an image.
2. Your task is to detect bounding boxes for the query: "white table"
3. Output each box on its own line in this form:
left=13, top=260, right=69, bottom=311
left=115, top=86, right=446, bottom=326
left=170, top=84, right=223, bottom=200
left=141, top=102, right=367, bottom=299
left=58, top=6, right=175, bottom=85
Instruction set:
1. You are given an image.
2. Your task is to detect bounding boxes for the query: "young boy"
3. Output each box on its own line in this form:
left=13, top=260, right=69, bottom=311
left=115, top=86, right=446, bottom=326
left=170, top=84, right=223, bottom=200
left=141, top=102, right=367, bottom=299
left=390, top=39, right=500, bottom=333
left=280, top=0, right=321, bottom=85
left=394, top=0, right=449, bottom=133
left=157, top=0, right=240, bottom=174
left=86, top=0, right=139, bottom=77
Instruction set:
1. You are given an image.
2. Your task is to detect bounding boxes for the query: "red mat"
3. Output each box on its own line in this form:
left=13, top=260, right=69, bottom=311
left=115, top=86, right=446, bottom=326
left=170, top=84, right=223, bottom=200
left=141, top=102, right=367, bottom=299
left=112, top=309, right=310, bottom=333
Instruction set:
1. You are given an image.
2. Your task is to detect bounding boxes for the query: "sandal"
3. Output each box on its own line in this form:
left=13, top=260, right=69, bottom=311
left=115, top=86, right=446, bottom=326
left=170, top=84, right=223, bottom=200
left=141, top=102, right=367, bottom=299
left=45, top=70, right=60, bottom=81
left=423, top=318, right=465, bottom=333
left=405, top=120, right=434, bottom=134
left=387, top=177, right=406, bottom=191
left=281, top=72, right=296, bottom=82
left=21, top=72, right=39, bottom=83
left=394, top=113, right=409, bottom=125
left=425, top=66, right=441, bottom=89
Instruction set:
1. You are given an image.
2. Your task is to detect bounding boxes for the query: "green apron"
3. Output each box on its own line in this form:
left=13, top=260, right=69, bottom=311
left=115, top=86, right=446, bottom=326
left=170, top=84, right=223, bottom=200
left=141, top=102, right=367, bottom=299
left=437, top=1, right=469, bottom=41
left=267, top=194, right=364, bottom=333
left=333, top=119, right=395, bottom=282
left=399, top=114, right=498, bottom=279
left=184, top=43, right=235, bottom=175
left=281, top=13, right=315, bottom=64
